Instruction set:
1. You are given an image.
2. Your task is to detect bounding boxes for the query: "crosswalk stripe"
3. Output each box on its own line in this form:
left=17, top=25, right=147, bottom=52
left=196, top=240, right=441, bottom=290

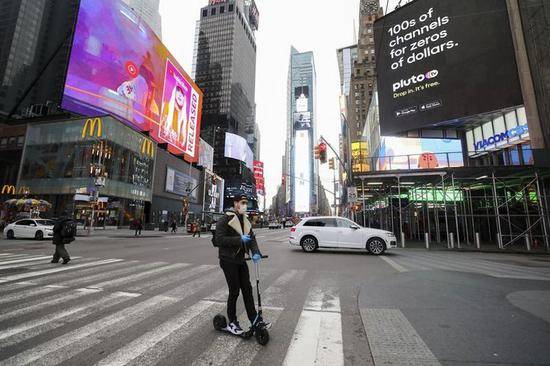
left=0, top=281, right=37, bottom=293
left=380, top=255, right=409, bottom=272
left=0, top=295, right=179, bottom=366
left=163, top=270, right=226, bottom=300
left=0, top=254, right=35, bottom=261
left=262, top=269, right=306, bottom=308
left=0, top=284, right=69, bottom=305
left=0, top=292, right=138, bottom=349
left=283, top=286, right=344, bottom=366
left=86, top=263, right=190, bottom=290
left=0, top=288, right=102, bottom=322
left=0, top=255, right=53, bottom=266
left=94, top=300, right=218, bottom=366
left=126, top=264, right=216, bottom=293
left=56, top=261, right=161, bottom=288
left=0, top=257, right=85, bottom=271
left=0, top=259, right=123, bottom=283
left=398, top=252, right=550, bottom=280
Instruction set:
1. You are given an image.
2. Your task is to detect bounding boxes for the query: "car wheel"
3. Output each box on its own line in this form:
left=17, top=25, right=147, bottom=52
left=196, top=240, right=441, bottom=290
left=6, top=230, right=15, bottom=240
left=367, top=237, right=386, bottom=255
left=35, top=231, right=44, bottom=240
left=301, top=236, right=318, bottom=253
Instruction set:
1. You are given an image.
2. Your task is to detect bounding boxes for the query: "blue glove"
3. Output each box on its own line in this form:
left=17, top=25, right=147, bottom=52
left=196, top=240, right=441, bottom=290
left=241, top=235, right=251, bottom=245
left=252, top=254, right=262, bottom=263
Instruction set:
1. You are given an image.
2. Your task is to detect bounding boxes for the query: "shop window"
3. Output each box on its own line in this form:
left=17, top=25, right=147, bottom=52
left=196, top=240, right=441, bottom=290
left=521, top=143, right=534, bottom=165
left=510, top=145, right=520, bottom=165
left=211, top=8, right=216, bottom=16
left=220, top=6, right=225, bottom=13
left=229, top=4, right=234, bottom=11
left=0, top=137, right=7, bottom=148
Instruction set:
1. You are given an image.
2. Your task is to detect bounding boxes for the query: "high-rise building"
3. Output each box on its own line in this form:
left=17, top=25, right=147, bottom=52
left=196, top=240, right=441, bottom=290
left=194, top=0, right=259, bottom=209
left=286, top=47, right=318, bottom=215
left=0, top=0, right=80, bottom=120
left=346, top=0, right=383, bottom=141
left=121, top=0, right=162, bottom=39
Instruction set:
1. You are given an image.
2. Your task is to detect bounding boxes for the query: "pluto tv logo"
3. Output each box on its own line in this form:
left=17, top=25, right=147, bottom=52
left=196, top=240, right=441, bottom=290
left=393, top=70, right=439, bottom=92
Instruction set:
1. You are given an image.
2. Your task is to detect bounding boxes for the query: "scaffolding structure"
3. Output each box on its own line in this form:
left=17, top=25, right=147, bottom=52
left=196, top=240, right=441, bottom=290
left=355, top=167, right=550, bottom=252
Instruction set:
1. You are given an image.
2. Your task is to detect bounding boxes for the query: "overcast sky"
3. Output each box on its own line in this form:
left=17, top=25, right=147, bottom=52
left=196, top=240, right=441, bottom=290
left=160, top=0, right=400, bottom=209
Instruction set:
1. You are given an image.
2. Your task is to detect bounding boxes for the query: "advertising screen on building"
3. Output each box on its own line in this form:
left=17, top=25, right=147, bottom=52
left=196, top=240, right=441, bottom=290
left=253, top=160, right=265, bottom=196
left=294, top=130, right=311, bottom=213
left=63, top=0, right=203, bottom=161
left=198, top=138, right=214, bottom=171
left=165, top=167, right=199, bottom=200
left=373, top=0, right=523, bottom=135
left=377, top=137, right=463, bottom=171
left=224, top=132, right=254, bottom=170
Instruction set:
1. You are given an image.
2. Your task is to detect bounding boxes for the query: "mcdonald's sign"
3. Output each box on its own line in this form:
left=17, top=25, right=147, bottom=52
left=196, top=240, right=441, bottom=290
left=1, top=185, right=16, bottom=195
left=140, top=138, right=155, bottom=158
left=18, top=186, right=30, bottom=195
left=81, top=118, right=103, bottom=139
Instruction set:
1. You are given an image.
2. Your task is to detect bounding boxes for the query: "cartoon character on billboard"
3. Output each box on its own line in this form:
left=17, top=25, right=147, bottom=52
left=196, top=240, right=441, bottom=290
left=418, top=152, right=439, bottom=169
left=161, top=84, right=189, bottom=146
left=116, top=52, right=159, bottom=126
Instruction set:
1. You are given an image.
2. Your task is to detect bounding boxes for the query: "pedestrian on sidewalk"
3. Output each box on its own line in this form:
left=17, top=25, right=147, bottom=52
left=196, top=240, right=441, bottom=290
left=51, top=211, right=76, bottom=265
left=133, top=217, right=143, bottom=236
left=171, top=219, right=177, bottom=233
left=192, top=219, right=201, bottom=238
left=214, top=194, right=270, bottom=335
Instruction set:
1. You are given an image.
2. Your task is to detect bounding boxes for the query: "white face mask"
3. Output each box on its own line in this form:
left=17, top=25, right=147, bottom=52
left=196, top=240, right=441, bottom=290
left=237, top=202, right=247, bottom=215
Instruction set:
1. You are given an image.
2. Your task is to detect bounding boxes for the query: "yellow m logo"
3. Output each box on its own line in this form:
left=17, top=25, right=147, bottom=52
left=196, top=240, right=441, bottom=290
left=141, top=139, right=155, bottom=158
left=1, top=185, right=16, bottom=195
left=81, top=118, right=103, bottom=139
left=18, top=186, right=30, bottom=195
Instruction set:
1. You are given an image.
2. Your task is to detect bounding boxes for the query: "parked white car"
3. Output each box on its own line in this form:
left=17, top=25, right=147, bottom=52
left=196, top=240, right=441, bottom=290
left=4, top=219, right=55, bottom=240
left=289, top=216, right=397, bottom=255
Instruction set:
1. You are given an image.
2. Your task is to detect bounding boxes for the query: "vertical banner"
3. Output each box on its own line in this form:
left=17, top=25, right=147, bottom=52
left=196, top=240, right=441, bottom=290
left=253, top=160, right=265, bottom=196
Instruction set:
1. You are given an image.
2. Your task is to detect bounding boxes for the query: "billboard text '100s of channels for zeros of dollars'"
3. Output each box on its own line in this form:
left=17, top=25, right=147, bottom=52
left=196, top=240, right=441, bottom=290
left=373, top=0, right=523, bottom=135
left=62, top=0, right=203, bottom=161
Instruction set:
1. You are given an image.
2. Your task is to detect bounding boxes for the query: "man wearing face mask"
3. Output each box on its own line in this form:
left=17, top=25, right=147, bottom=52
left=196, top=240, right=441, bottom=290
left=215, top=194, right=271, bottom=335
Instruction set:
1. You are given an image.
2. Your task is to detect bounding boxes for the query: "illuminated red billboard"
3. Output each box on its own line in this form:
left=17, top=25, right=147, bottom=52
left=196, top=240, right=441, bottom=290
left=254, top=160, right=265, bottom=196
left=62, top=0, right=203, bottom=161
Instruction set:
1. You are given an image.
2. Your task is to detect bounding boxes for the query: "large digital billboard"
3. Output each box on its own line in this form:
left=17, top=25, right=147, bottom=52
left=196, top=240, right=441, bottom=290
left=294, top=130, right=311, bottom=213
left=373, top=0, right=523, bottom=135
left=224, top=132, right=254, bottom=170
left=62, top=0, right=203, bottom=161
left=377, top=137, right=463, bottom=171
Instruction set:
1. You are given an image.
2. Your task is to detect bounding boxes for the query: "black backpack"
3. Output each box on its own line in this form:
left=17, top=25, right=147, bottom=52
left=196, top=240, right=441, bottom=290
left=61, top=220, right=77, bottom=239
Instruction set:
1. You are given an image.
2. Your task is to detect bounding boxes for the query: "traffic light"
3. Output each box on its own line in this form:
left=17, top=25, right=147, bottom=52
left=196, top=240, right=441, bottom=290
left=319, top=142, right=327, bottom=164
left=329, top=157, right=335, bottom=170
left=314, top=145, right=321, bottom=160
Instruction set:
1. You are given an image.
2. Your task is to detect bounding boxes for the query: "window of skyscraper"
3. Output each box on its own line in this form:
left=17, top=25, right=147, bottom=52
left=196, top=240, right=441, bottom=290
left=202, top=9, right=207, bottom=17
left=211, top=8, right=216, bottom=15
left=220, top=6, right=225, bottom=13
left=229, top=4, right=234, bottom=11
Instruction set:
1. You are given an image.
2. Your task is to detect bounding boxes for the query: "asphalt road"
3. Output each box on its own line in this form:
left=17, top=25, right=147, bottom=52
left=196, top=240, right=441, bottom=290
left=0, top=228, right=550, bottom=365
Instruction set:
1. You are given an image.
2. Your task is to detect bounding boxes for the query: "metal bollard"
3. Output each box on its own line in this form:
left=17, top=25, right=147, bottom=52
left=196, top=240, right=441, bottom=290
left=401, top=232, right=406, bottom=248
left=450, top=233, right=455, bottom=249
left=497, top=233, right=503, bottom=249
left=475, top=232, right=481, bottom=250
left=425, top=233, right=430, bottom=250
left=525, top=235, right=531, bottom=252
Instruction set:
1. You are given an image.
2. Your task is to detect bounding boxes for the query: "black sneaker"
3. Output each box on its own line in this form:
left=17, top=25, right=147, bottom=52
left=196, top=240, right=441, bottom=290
left=51, top=258, right=60, bottom=263
left=226, top=321, right=244, bottom=335
left=62, top=258, right=71, bottom=265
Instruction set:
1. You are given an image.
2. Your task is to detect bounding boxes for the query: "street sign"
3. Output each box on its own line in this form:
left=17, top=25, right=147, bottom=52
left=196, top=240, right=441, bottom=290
left=347, top=187, right=357, bottom=203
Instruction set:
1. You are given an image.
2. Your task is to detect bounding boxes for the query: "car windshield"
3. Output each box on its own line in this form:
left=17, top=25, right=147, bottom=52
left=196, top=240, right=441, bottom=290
left=35, top=220, right=55, bottom=226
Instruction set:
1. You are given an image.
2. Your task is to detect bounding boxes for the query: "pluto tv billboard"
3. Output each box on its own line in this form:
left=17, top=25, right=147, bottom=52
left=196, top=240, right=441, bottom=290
left=374, top=0, right=523, bottom=135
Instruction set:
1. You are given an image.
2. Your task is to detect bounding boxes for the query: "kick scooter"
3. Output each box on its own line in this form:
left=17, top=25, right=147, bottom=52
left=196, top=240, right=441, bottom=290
left=213, top=255, right=270, bottom=345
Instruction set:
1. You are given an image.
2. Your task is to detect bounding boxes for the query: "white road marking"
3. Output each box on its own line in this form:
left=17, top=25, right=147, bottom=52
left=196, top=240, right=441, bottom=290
left=0, top=295, right=178, bottom=366
left=0, top=259, right=123, bottom=283
left=55, top=261, right=160, bottom=287
left=0, top=255, right=53, bottom=267
left=126, top=264, right=215, bottom=292
left=380, top=255, right=409, bottom=273
left=94, top=300, right=217, bottom=366
left=283, top=286, right=344, bottom=366
left=0, top=285, right=68, bottom=305
left=86, top=263, right=190, bottom=290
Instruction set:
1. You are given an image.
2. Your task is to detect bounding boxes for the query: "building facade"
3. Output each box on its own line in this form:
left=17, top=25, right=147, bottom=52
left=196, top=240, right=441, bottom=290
left=194, top=0, right=259, bottom=209
left=121, top=0, right=162, bottom=39
left=0, top=0, right=80, bottom=120
left=286, top=47, right=319, bottom=216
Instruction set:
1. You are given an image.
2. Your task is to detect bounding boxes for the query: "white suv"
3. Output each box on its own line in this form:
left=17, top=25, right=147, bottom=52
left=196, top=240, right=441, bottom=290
left=289, top=216, right=397, bottom=255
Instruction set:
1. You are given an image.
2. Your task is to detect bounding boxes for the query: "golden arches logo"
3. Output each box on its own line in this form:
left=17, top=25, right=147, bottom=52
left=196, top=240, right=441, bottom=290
left=1, top=185, right=16, bottom=195
left=141, top=139, right=155, bottom=158
left=18, top=186, right=30, bottom=195
left=81, top=118, right=103, bottom=139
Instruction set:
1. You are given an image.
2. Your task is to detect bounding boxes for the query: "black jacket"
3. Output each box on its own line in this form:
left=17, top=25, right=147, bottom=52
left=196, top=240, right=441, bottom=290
left=52, top=218, right=74, bottom=245
left=215, top=209, right=261, bottom=264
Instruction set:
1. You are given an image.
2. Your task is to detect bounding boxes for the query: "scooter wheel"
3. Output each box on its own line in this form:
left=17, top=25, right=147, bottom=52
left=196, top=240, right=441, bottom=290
left=213, top=314, right=227, bottom=331
left=255, top=328, right=269, bottom=345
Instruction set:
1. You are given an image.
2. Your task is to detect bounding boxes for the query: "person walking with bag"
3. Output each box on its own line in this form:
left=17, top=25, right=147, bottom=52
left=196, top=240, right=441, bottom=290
left=214, top=194, right=271, bottom=335
left=51, top=211, right=76, bottom=264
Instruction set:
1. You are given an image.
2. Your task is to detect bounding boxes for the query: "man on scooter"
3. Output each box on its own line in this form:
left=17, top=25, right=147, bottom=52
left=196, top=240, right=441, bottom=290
left=215, top=194, right=271, bottom=335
